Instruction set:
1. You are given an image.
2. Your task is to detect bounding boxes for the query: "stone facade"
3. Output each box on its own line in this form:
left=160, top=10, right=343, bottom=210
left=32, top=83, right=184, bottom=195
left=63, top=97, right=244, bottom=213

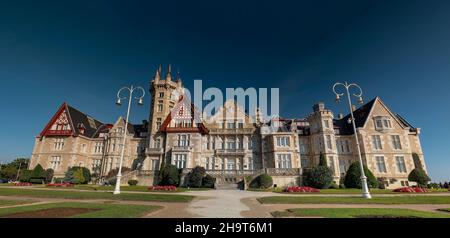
left=29, top=66, right=427, bottom=189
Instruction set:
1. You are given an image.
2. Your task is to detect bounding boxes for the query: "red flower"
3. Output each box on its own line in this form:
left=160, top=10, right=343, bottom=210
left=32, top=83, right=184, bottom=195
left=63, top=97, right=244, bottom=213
left=284, top=186, right=320, bottom=193
left=393, top=187, right=428, bottom=193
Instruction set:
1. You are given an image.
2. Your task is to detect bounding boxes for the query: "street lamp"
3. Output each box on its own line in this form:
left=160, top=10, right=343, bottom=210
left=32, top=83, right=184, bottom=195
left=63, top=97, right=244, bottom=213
left=113, top=85, right=145, bottom=195
left=333, top=82, right=372, bottom=199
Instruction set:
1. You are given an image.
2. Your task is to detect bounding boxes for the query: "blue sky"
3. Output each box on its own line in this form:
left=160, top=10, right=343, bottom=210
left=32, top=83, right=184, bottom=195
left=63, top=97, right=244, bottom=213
left=0, top=0, right=449, bottom=181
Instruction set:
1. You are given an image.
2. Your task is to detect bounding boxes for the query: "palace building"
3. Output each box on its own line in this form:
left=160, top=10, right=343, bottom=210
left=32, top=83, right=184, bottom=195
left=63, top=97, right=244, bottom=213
left=29, top=66, right=427, bottom=189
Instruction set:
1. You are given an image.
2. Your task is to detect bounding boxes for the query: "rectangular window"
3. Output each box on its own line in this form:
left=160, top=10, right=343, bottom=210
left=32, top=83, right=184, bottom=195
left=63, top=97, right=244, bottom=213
left=94, top=142, right=103, bottom=154
left=247, top=157, right=254, bottom=170
left=396, top=156, right=407, bottom=173
left=159, top=92, right=164, bottom=98
left=324, top=120, right=330, bottom=129
left=392, top=135, right=402, bottom=150
left=301, top=158, right=309, bottom=168
left=276, top=137, right=290, bottom=147
left=339, top=159, right=347, bottom=175
left=91, top=159, right=101, bottom=173
left=226, top=138, right=236, bottom=150
left=50, top=156, right=62, bottom=170
left=299, top=142, right=308, bottom=154
left=376, top=156, right=387, bottom=173
left=326, top=135, right=332, bottom=150
left=227, top=122, right=235, bottom=129
left=53, top=138, right=65, bottom=150
left=328, top=156, right=335, bottom=172
left=372, top=135, right=383, bottom=150
left=277, top=154, right=292, bottom=169
left=178, top=134, right=190, bottom=146
left=81, top=144, right=87, bottom=153
left=154, top=138, right=161, bottom=148
left=173, top=154, right=187, bottom=169
left=152, top=159, right=160, bottom=170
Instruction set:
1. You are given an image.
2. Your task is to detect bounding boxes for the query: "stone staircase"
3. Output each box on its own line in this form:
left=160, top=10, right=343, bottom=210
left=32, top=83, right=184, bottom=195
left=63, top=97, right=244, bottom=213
left=214, top=177, right=244, bottom=190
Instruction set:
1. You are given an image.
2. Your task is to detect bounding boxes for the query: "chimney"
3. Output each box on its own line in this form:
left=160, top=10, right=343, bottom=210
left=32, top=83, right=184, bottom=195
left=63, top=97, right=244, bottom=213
left=352, top=105, right=357, bottom=112
left=313, top=102, right=325, bottom=112
left=77, top=123, right=85, bottom=135
left=338, top=113, right=344, bottom=119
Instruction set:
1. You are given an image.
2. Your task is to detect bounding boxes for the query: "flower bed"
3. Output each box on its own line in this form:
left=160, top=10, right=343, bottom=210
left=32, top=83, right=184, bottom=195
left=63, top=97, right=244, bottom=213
left=46, top=183, right=74, bottom=188
left=284, top=186, right=320, bottom=193
left=13, top=182, right=33, bottom=186
left=148, top=185, right=177, bottom=191
left=393, top=187, right=429, bottom=193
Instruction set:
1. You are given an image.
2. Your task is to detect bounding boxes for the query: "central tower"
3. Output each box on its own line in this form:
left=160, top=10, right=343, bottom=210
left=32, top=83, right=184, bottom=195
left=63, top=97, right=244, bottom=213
left=145, top=65, right=183, bottom=170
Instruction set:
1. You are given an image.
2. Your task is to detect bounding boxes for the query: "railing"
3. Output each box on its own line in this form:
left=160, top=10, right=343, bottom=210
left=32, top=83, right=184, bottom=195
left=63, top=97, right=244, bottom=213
left=215, top=149, right=247, bottom=155
left=205, top=170, right=263, bottom=176
left=146, top=147, right=163, bottom=154
left=265, top=168, right=301, bottom=176
left=208, top=128, right=255, bottom=134
left=172, top=146, right=193, bottom=152
left=136, top=170, right=159, bottom=176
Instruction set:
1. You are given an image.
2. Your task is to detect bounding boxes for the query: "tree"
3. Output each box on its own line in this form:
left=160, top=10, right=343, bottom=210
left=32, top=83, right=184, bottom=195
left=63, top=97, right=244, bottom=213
left=187, top=166, right=206, bottom=188
left=19, top=170, right=32, bottom=182
left=159, top=164, right=180, bottom=186
left=303, top=166, right=333, bottom=189
left=318, top=152, right=327, bottom=166
left=45, top=169, right=54, bottom=183
left=412, top=153, right=423, bottom=169
left=408, top=168, right=430, bottom=187
left=344, top=162, right=378, bottom=189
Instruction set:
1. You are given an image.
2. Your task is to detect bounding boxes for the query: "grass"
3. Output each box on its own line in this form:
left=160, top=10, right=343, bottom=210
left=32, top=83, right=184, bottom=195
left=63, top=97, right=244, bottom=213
left=271, top=188, right=449, bottom=194
left=258, top=196, right=450, bottom=204
left=272, top=208, right=450, bottom=218
left=437, top=208, right=450, bottom=213
left=0, top=187, right=193, bottom=202
left=37, top=185, right=211, bottom=193
left=0, top=202, right=161, bottom=218
left=0, top=199, right=34, bottom=207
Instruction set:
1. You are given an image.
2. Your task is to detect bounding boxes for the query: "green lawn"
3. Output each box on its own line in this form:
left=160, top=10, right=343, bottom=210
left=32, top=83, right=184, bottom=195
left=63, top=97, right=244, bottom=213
left=39, top=185, right=211, bottom=193
left=272, top=208, right=450, bottom=218
left=258, top=196, right=450, bottom=204
left=269, top=188, right=449, bottom=194
left=0, top=199, right=34, bottom=207
left=0, top=187, right=193, bottom=202
left=0, top=202, right=161, bottom=218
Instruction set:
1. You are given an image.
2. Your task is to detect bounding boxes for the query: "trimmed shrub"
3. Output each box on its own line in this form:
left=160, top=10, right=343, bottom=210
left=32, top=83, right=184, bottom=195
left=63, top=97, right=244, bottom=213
left=159, top=164, right=180, bottom=186
left=202, top=174, right=216, bottom=188
left=304, top=166, right=333, bottom=189
left=29, top=178, right=44, bottom=184
left=249, top=173, right=273, bottom=189
left=344, top=162, right=378, bottom=189
left=128, top=179, right=138, bottom=186
left=329, top=181, right=339, bottom=189
left=187, top=166, right=206, bottom=188
left=64, top=167, right=91, bottom=184
left=31, top=164, right=45, bottom=178
left=408, top=168, right=430, bottom=187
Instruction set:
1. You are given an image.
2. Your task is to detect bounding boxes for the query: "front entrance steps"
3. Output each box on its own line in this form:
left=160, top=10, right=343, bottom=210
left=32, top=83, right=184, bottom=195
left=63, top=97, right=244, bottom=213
left=214, top=177, right=244, bottom=190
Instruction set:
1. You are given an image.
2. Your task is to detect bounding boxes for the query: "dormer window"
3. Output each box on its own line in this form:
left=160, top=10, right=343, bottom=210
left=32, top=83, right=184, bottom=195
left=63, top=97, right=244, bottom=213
left=374, top=116, right=392, bottom=130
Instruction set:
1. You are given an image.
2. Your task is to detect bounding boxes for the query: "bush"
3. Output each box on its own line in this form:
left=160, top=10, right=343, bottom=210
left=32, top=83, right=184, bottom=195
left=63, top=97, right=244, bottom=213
left=128, top=179, right=138, bottom=186
left=329, top=181, right=339, bottom=189
left=412, top=153, right=423, bottom=169
left=64, top=167, right=91, bottom=184
left=408, top=168, right=430, bottom=187
left=202, top=174, right=216, bottom=188
left=344, top=162, right=378, bottom=189
left=303, top=166, right=333, bottom=189
left=54, top=177, right=64, bottom=183
left=249, top=173, right=273, bottom=189
left=159, top=164, right=180, bottom=186
left=187, top=166, right=206, bottom=188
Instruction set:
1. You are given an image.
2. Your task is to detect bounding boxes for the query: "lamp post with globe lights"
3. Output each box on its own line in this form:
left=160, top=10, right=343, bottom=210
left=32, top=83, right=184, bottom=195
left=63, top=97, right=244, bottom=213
left=113, top=85, right=145, bottom=195
left=333, top=82, right=372, bottom=199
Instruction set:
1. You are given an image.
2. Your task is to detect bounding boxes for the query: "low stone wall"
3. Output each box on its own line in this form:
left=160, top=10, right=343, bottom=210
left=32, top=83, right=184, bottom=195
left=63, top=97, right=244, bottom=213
left=272, top=176, right=301, bottom=188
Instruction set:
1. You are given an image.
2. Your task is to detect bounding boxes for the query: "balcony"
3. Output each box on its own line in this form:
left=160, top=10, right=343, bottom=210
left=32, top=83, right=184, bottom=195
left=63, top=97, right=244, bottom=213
left=146, top=147, right=163, bottom=155
left=215, top=148, right=247, bottom=156
left=265, top=168, right=301, bottom=176
left=172, top=146, right=193, bottom=152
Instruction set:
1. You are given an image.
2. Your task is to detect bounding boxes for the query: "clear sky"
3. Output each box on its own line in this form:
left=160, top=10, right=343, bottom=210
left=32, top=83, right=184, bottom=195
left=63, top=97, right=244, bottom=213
left=0, top=0, right=449, bottom=181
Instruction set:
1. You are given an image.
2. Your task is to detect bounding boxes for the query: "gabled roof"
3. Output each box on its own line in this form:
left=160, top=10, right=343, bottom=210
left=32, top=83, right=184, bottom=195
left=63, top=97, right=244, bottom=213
left=333, top=98, right=376, bottom=135
left=40, top=102, right=104, bottom=138
left=160, top=95, right=209, bottom=135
